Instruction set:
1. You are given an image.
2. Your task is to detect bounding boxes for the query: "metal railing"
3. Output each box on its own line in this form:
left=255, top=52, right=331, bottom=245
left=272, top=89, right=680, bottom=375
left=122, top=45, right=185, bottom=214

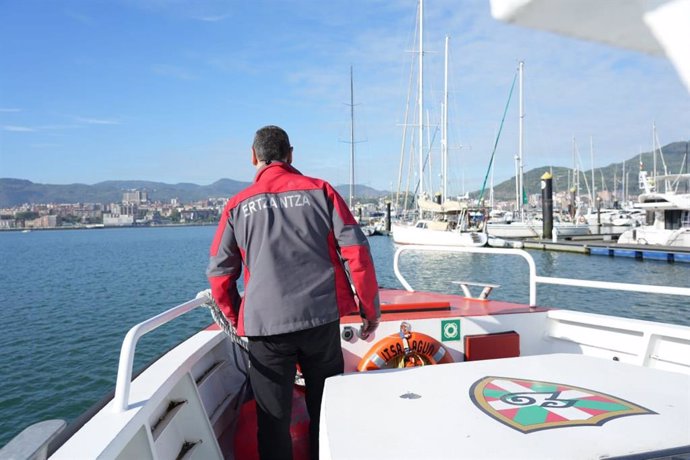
left=113, top=247, right=690, bottom=413
left=113, top=294, right=212, bottom=413
left=393, top=245, right=690, bottom=305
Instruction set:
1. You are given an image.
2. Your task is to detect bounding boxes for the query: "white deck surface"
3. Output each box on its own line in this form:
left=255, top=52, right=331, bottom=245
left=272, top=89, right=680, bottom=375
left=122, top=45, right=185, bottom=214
left=320, top=354, right=690, bottom=459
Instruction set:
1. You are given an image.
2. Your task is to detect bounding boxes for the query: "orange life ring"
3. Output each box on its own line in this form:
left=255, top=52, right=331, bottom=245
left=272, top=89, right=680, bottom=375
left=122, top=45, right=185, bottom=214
left=357, top=331, right=454, bottom=371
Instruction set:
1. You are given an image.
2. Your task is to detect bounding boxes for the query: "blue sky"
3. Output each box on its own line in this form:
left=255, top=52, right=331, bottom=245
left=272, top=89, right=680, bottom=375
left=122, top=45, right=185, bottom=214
left=1, top=0, right=688, bottom=195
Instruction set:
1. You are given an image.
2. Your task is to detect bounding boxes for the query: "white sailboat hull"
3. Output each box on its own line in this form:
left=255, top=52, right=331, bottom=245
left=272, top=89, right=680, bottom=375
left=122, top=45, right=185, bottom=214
left=391, top=223, right=487, bottom=247
left=554, top=222, right=591, bottom=236
left=487, top=221, right=540, bottom=238
left=487, top=221, right=590, bottom=238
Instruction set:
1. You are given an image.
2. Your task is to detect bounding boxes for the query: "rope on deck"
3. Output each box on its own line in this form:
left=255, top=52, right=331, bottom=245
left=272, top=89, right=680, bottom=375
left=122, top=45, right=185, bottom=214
left=196, top=289, right=249, bottom=353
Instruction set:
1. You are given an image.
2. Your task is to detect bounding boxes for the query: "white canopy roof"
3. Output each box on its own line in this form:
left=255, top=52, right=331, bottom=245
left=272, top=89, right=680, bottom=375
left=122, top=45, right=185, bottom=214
left=489, top=0, right=690, bottom=93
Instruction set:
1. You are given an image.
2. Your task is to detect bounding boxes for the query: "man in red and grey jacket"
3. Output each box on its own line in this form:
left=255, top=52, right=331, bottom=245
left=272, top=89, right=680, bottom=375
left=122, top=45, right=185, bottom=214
left=207, top=125, right=380, bottom=460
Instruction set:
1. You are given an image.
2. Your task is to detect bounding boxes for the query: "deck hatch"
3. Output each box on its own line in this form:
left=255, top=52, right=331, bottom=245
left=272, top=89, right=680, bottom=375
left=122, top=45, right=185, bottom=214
left=464, top=331, right=520, bottom=361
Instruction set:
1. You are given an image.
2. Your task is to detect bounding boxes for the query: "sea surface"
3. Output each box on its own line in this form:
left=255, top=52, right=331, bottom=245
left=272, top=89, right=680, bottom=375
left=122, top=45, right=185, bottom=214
left=1, top=225, right=688, bottom=447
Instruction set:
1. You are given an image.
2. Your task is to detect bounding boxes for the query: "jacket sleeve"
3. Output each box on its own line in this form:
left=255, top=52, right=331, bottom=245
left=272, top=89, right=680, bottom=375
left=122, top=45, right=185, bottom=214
left=206, top=206, right=242, bottom=327
left=325, top=184, right=381, bottom=322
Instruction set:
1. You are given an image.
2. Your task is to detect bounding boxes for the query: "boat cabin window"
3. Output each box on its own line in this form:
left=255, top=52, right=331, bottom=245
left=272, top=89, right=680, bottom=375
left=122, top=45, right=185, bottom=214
left=646, top=210, right=655, bottom=226
left=665, top=210, right=688, bottom=230
left=416, top=222, right=428, bottom=229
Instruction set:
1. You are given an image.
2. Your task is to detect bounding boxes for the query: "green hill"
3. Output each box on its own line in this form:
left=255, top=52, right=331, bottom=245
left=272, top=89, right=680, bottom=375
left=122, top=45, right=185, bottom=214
left=476, top=141, right=689, bottom=200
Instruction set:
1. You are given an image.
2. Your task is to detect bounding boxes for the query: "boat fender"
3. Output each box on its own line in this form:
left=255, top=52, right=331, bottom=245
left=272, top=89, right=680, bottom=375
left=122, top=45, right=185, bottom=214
left=357, top=322, right=454, bottom=371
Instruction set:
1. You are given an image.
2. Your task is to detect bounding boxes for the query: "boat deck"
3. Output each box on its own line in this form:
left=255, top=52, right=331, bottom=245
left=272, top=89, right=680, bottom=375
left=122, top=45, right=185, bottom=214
left=341, top=289, right=548, bottom=325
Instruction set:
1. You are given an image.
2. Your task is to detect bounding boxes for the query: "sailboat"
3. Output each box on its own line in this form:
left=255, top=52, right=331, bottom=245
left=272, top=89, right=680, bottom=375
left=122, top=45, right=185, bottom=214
left=487, top=62, right=589, bottom=239
left=391, top=3, right=488, bottom=247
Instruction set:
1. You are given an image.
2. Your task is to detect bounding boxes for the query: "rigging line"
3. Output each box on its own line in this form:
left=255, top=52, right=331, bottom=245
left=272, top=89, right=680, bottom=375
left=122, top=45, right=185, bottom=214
left=398, top=5, right=422, bottom=211
left=411, top=122, right=441, bottom=199
left=397, top=23, right=419, bottom=210
left=478, top=71, right=518, bottom=204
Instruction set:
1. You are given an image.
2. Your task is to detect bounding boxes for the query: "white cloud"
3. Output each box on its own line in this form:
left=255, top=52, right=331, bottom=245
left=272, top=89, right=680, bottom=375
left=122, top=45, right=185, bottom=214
left=123, top=0, right=233, bottom=22
left=38, top=124, right=80, bottom=130
left=74, top=116, right=120, bottom=125
left=2, top=125, right=35, bottom=132
left=194, top=14, right=230, bottom=22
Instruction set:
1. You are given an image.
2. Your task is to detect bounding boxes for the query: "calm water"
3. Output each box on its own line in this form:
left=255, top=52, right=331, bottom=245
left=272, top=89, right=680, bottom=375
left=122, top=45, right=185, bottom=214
left=0, top=226, right=688, bottom=446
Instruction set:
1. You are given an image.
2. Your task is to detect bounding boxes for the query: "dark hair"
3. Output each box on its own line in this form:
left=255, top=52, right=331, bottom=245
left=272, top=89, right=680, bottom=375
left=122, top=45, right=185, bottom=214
left=253, top=125, right=291, bottom=163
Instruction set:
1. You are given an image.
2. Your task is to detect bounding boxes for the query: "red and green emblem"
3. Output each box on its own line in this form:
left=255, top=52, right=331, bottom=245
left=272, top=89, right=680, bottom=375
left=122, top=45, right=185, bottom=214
left=470, top=376, right=655, bottom=433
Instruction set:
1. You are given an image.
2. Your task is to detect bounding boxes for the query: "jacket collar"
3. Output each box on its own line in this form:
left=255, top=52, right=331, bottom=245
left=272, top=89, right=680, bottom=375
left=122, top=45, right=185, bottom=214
left=254, top=161, right=302, bottom=183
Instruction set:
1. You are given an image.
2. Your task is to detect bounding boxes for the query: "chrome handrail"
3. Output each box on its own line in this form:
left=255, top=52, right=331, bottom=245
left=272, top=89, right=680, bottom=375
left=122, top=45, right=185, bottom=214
left=113, top=295, right=211, bottom=413
left=394, top=246, right=538, bottom=304
left=393, top=245, right=690, bottom=305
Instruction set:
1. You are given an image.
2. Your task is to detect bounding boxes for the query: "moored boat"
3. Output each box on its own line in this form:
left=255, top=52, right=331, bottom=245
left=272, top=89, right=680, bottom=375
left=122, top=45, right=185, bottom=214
left=617, top=190, right=690, bottom=247
left=391, top=6, right=488, bottom=249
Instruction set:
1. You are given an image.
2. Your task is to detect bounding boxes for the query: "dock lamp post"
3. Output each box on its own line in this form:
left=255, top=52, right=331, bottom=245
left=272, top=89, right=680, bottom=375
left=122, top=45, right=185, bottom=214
left=385, top=201, right=391, bottom=232
left=541, top=172, right=553, bottom=240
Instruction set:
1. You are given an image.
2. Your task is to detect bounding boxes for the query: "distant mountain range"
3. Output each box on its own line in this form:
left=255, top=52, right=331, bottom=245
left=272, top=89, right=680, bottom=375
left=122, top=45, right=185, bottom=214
left=0, top=178, right=388, bottom=208
left=1, top=141, right=687, bottom=207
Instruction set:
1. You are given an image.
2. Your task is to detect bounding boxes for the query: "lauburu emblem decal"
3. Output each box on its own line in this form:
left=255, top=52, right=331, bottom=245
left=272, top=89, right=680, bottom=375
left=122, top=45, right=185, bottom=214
left=470, top=376, right=655, bottom=433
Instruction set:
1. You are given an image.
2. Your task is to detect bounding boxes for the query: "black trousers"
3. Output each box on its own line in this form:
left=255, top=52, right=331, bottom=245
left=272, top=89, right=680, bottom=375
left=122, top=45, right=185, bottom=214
left=247, top=320, right=344, bottom=460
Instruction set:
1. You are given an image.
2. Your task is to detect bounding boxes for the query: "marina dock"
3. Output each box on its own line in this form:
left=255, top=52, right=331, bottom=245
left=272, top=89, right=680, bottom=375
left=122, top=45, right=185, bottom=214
left=521, top=235, right=690, bottom=263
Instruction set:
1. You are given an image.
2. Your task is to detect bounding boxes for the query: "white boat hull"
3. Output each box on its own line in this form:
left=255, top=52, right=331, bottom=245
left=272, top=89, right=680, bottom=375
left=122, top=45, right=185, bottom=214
left=391, top=223, right=487, bottom=247
left=487, top=222, right=590, bottom=238
left=618, top=227, right=690, bottom=247
left=616, top=191, right=690, bottom=247
left=487, top=221, right=540, bottom=238
left=554, top=222, right=591, bottom=236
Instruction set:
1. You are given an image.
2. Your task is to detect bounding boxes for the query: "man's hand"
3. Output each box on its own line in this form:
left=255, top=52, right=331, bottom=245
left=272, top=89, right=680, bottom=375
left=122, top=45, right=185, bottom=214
left=359, top=317, right=380, bottom=339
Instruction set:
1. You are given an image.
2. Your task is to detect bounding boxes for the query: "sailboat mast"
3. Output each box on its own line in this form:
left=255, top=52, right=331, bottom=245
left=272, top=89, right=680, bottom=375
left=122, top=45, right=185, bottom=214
left=613, top=167, right=617, bottom=204
left=517, top=60, right=525, bottom=219
left=349, top=65, right=355, bottom=209
left=622, top=160, right=626, bottom=203
left=590, top=136, right=595, bottom=205
left=442, top=35, right=449, bottom=203
left=652, top=121, right=657, bottom=189
left=572, top=136, right=579, bottom=211
left=418, top=0, right=424, bottom=203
